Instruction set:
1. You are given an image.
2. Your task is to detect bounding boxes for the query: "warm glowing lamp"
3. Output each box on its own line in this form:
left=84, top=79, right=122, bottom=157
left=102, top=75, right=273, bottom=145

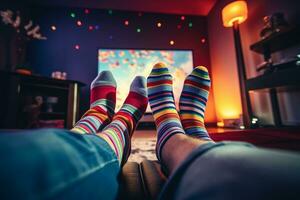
left=222, top=1, right=252, bottom=128
left=222, top=1, right=248, bottom=27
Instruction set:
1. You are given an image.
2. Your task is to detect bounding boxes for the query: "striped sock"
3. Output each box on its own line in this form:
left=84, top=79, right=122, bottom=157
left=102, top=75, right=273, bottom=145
left=179, top=66, right=212, bottom=140
left=71, top=71, right=116, bottom=134
left=147, top=63, right=185, bottom=161
left=98, top=76, right=148, bottom=164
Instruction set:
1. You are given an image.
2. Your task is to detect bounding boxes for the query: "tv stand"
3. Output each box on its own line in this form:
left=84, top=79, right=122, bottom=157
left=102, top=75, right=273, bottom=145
left=0, top=71, right=85, bottom=129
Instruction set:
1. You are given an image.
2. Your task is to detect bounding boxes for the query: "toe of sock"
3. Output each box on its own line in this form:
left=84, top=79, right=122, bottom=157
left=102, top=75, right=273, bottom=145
left=150, top=62, right=170, bottom=75
left=193, top=66, right=210, bottom=79
left=91, top=70, right=117, bottom=88
left=154, top=62, right=166, bottom=68
left=130, top=76, right=147, bottom=97
left=195, top=65, right=208, bottom=72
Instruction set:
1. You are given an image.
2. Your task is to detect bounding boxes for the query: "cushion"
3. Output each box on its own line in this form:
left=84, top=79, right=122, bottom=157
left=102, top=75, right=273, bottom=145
left=117, top=160, right=166, bottom=200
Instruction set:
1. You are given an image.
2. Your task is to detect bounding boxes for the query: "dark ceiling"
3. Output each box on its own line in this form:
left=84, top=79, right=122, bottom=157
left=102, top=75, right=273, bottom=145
left=25, top=0, right=218, bottom=16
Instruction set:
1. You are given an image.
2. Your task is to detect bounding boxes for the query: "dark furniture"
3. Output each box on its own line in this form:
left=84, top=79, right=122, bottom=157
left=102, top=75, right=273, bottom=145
left=118, top=160, right=167, bottom=200
left=0, top=71, right=85, bottom=129
left=243, top=27, right=300, bottom=127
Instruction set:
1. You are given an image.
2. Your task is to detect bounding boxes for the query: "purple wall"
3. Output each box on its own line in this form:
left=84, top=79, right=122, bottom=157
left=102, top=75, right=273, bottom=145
left=27, top=6, right=217, bottom=121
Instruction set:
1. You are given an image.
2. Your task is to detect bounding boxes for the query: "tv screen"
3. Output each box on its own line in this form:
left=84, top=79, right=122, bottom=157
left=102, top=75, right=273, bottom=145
left=98, top=49, right=194, bottom=113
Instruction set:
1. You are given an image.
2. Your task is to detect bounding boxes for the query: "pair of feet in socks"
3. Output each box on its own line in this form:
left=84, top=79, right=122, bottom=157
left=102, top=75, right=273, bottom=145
left=72, top=72, right=148, bottom=165
left=72, top=62, right=212, bottom=164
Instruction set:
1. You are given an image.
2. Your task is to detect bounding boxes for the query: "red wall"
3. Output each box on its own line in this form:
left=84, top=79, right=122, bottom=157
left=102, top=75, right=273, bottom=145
left=208, top=0, right=300, bottom=125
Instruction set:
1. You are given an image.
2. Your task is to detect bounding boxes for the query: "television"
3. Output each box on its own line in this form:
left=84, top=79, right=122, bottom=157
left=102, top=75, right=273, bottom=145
left=98, top=49, right=194, bottom=113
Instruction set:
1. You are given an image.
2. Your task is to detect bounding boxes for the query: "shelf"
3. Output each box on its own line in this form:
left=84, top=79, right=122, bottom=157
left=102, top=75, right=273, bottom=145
left=39, top=112, right=66, bottom=121
left=250, top=27, right=300, bottom=55
left=246, top=67, right=300, bottom=90
left=0, top=70, right=86, bottom=87
left=22, top=83, right=69, bottom=91
left=40, top=112, right=65, bottom=116
left=0, top=71, right=84, bottom=129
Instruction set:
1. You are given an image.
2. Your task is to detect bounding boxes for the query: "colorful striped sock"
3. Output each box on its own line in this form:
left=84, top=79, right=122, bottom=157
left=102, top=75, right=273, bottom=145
left=147, top=63, right=185, bottom=162
left=71, top=71, right=116, bottom=134
left=179, top=66, right=212, bottom=140
left=98, top=76, right=148, bottom=164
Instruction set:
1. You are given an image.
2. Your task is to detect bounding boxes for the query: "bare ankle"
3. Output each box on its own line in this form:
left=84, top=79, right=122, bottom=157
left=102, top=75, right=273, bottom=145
left=161, top=134, right=210, bottom=174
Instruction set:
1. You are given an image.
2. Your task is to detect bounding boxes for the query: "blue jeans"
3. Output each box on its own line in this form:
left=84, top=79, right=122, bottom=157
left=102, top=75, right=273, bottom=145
left=1, top=129, right=300, bottom=200
left=160, top=142, right=300, bottom=200
left=0, top=129, right=119, bottom=200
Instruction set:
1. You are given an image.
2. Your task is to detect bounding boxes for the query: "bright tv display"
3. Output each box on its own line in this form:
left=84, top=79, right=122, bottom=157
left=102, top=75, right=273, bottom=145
left=98, top=49, right=194, bottom=112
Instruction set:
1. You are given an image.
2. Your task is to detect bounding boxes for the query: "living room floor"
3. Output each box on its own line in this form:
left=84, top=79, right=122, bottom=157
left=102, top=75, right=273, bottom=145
left=129, top=128, right=238, bottom=162
left=129, top=128, right=300, bottom=163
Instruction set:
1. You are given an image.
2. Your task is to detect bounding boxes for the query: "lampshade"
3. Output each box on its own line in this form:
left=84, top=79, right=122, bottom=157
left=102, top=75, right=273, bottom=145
left=222, top=1, right=248, bottom=27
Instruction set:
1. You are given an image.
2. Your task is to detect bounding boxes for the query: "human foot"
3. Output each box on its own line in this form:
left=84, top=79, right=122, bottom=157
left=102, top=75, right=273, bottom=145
left=147, top=63, right=185, bottom=161
left=179, top=66, right=212, bottom=140
left=99, top=76, right=148, bottom=164
left=72, top=71, right=116, bottom=133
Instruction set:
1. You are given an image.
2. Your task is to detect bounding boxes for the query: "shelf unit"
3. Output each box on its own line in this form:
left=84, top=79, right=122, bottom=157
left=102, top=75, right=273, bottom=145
left=246, top=66, right=300, bottom=90
left=250, top=27, right=300, bottom=55
left=245, top=27, right=300, bottom=127
left=0, top=71, right=85, bottom=129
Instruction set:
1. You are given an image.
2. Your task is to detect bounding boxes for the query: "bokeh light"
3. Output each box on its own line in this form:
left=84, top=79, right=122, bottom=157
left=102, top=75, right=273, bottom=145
left=77, top=20, right=82, bottom=26
left=84, top=9, right=90, bottom=14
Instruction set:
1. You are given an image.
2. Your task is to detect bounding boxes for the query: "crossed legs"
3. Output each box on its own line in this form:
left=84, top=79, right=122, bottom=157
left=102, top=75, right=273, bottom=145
left=72, top=71, right=148, bottom=164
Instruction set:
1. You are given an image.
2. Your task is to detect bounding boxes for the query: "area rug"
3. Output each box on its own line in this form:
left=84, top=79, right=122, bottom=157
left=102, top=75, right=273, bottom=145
left=128, top=137, right=157, bottom=163
left=127, top=128, right=300, bottom=163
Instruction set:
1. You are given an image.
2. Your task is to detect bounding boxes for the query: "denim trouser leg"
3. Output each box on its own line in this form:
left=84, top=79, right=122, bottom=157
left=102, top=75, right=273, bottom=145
left=0, top=129, right=120, bottom=200
left=160, top=142, right=300, bottom=200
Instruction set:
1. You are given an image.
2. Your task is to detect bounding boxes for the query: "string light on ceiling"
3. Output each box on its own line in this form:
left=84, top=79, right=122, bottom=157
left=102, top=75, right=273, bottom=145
left=77, top=20, right=83, bottom=26
left=75, top=44, right=80, bottom=50
left=51, top=25, right=56, bottom=31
